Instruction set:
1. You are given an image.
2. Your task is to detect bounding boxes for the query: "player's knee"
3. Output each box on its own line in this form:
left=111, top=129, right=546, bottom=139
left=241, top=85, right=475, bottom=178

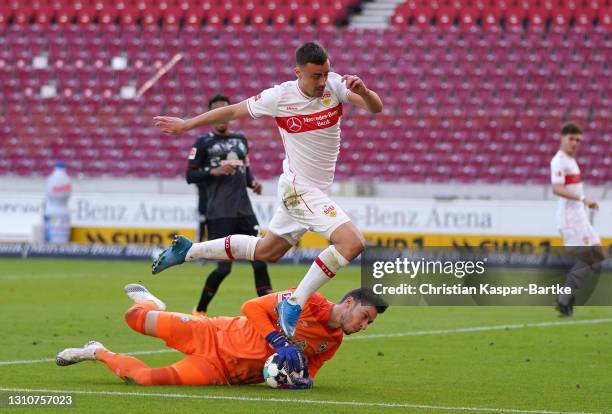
left=256, top=250, right=283, bottom=263
left=355, top=234, right=366, bottom=252
left=343, top=235, right=365, bottom=260
left=124, top=305, right=147, bottom=333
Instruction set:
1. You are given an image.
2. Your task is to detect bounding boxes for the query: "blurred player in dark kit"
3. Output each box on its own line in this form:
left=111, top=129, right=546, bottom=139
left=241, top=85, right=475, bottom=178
left=186, top=94, right=271, bottom=316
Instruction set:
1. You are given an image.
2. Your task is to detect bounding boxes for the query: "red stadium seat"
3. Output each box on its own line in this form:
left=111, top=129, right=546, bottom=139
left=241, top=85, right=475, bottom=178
left=119, top=7, right=140, bottom=25
left=527, top=6, right=549, bottom=28
left=76, top=7, right=96, bottom=26
left=435, top=6, right=457, bottom=29
left=271, top=9, right=291, bottom=26
left=141, top=8, right=161, bottom=26
left=33, top=6, right=54, bottom=26
left=391, top=7, right=409, bottom=26
left=228, top=9, right=249, bottom=26
left=98, top=8, right=118, bottom=26
left=206, top=7, right=226, bottom=26
left=598, top=7, right=612, bottom=28
left=413, top=6, right=434, bottom=28
left=163, top=7, right=183, bottom=26
left=574, top=6, right=595, bottom=27
left=294, top=9, right=314, bottom=27
left=550, top=7, right=572, bottom=26
left=481, top=7, right=502, bottom=29
left=458, top=7, right=479, bottom=27
left=0, top=6, right=10, bottom=27
left=316, top=8, right=336, bottom=26
left=184, top=8, right=204, bottom=26
left=250, top=10, right=269, bottom=27
left=505, top=7, right=526, bottom=28
left=12, top=6, right=32, bottom=25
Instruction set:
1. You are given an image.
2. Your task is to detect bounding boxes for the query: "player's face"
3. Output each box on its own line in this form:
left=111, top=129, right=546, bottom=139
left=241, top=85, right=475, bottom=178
left=295, top=60, right=330, bottom=98
left=561, top=133, right=582, bottom=156
left=210, top=101, right=230, bottom=135
left=341, top=301, right=378, bottom=335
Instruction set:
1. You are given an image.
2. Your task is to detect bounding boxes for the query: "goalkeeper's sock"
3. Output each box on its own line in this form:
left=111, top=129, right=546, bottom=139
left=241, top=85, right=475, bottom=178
left=290, top=245, right=349, bottom=307
left=96, top=350, right=181, bottom=385
left=186, top=235, right=260, bottom=262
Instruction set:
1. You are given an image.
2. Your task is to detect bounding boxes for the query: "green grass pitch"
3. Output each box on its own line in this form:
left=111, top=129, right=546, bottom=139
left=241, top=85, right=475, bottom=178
left=1, top=258, right=611, bottom=413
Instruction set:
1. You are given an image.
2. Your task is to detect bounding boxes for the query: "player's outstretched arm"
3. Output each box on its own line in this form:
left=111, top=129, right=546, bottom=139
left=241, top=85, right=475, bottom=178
left=154, top=101, right=251, bottom=135
left=342, top=75, right=383, bottom=114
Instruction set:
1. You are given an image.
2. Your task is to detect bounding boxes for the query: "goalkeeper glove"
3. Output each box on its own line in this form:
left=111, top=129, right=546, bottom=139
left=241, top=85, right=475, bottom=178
left=265, top=331, right=305, bottom=373
left=279, top=377, right=313, bottom=390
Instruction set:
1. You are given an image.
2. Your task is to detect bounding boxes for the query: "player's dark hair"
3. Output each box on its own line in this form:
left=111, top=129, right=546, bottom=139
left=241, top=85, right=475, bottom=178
left=208, top=93, right=230, bottom=109
left=561, top=122, right=583, bottom=136
left=339, top=288, right=389, bottom=314
left=296, top=42, right=328, bottom=67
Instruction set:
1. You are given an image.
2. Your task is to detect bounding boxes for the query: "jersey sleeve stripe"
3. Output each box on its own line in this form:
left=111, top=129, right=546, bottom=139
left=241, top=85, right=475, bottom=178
left=245, top=99, right=257, bottom=119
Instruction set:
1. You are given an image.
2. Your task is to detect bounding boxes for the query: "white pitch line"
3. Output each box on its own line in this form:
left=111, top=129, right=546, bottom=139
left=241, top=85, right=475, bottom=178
left=0, top=387, right=600, bottom=414
left=1, top=317, right=611, bottom=367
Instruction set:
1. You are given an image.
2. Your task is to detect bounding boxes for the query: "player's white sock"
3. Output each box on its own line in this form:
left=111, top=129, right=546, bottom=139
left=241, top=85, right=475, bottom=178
left=186, top=235, right=260, bottom=262
left=290, top=245, right=350, bottom=307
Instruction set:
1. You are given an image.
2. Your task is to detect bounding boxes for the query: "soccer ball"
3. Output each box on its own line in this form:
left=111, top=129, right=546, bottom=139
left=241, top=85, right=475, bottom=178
left=262, top=353, right=304, bottom=389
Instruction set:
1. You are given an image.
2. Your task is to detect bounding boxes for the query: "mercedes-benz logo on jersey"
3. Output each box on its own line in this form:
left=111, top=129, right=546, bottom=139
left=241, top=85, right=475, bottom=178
left=287, top=117, right=302, bottom=132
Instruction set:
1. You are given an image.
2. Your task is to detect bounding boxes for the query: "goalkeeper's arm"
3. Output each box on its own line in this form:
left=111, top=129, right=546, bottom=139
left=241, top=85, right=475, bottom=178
left=241, top=296, right=308, bottom=375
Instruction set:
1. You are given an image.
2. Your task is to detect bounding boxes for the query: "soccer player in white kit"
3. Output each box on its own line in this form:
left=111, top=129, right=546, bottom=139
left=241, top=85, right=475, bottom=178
left=152, top=42, right=383, bottom=337
left=550, top=122, right=605, bottom=316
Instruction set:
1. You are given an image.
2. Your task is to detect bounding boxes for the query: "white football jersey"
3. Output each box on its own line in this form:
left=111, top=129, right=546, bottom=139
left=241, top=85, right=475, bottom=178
left=550, top=150, right=588, bottom=228
left=246, top=72, right=350, bottom=191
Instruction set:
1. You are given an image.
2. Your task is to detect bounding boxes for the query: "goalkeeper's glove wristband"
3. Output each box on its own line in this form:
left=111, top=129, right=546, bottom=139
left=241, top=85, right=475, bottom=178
left=265, top=331, right=305, bottom=373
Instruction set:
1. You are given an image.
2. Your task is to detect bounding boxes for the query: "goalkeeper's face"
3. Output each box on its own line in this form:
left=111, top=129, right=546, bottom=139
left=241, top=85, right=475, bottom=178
left=340, top=299, right=378, bottom=335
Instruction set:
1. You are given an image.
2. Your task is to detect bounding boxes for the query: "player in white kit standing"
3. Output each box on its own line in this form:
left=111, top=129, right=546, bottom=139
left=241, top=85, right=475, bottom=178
left=550, top=122, right=605, bottom=316
left=152, top=42, right=383, bottom=337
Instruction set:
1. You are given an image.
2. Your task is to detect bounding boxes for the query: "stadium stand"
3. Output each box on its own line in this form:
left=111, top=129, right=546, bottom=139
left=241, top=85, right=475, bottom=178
left=0, top=1, right=610, bottom=184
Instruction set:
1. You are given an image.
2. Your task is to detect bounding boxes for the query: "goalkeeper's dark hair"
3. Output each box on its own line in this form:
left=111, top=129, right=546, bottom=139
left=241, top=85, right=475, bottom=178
left=339, top=288, right=388, bottom=314
left=561, top=122, right=582, bottom=136
left=208, top=93, right=230, bottom=109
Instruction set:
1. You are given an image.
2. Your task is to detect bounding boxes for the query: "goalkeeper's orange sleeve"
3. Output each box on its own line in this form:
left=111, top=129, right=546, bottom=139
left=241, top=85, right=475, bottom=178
left=240, top=292, right=280, bottom=339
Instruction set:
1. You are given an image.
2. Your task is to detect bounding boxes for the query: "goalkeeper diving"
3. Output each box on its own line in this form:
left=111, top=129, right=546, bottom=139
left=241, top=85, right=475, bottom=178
left=56, top=284, right=388, bottom=388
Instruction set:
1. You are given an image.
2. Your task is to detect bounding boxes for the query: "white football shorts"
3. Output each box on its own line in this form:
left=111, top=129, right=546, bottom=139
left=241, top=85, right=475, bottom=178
left=267, top=174, right=351, bottom=245
left=559, top=222, right=601, bottom=246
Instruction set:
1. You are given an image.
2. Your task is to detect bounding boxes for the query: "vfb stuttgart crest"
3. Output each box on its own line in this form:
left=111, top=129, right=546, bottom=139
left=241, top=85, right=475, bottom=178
left=323, top=204, right=337, bottom=217
left=321, top=91, right=332, bottom=106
